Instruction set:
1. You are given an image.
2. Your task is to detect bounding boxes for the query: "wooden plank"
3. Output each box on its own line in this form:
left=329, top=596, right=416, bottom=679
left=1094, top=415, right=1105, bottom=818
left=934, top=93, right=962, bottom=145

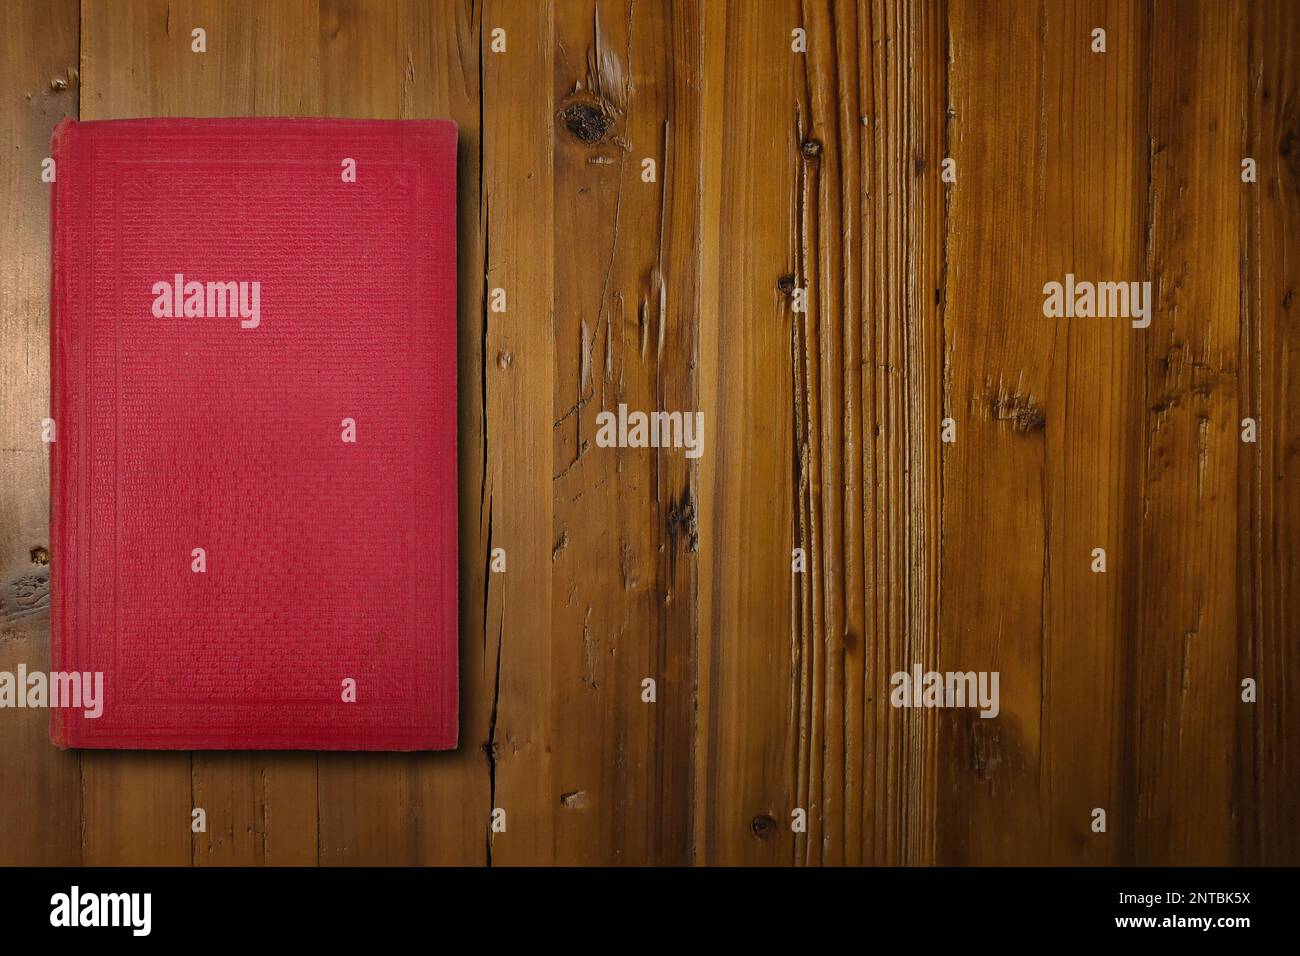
left=713, top=0, right=950, bottom=868
left=192, top=753, right=316, bottom=865
left=0, top=0, right=82, bottom=867
left=80, top=0, right=319, bottom=117
left=404, top=0, right=492, bottom=867
left=695, top=0, right=944, bottom=868
left=856, top=0, right=947, bottom=866
left=474, top=0, right=557, bottom=865
left=697, top=0, right=803, bottom=865
left=1240, top=0, right=1300, bottom=867
left=792, top=0, right=863, bottom=869
left=78, top=0, right=320, bottom=866
left=1133, top=0, right=1246, bottom=865
left=940, top=0, right=1148, bottom=864
left=548, top=0, right=698, bottom=866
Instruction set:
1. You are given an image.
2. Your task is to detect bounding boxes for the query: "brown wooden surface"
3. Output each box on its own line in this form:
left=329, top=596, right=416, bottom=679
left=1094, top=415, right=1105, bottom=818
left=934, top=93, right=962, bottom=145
left=0, top=0, right=1295, bottom=866
left=0, top=0, right=81, bottom=868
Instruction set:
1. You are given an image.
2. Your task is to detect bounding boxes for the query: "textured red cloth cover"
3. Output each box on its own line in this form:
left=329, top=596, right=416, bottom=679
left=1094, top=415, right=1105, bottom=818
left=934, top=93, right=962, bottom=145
left=49, top=118, right=458, bottom=750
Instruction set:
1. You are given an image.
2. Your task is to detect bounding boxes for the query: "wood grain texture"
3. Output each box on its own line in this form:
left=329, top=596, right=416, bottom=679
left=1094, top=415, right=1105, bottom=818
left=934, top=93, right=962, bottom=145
left=1241, top=0, right=1300, bottom=868
left=1, top=0, right=1296, bottom=866
left=549, top=0, right=698, bottom=865
left=0, top=0, right=81, bottom=868
left=1135, top=0, right=1245, bottom=865
left=857, top=0, right=946, bottom=866
left=697, top=0, right=800, bottom=865
left=477, top=0, right=557, bottom=865
left=940, top=0, right=1148, bottom=866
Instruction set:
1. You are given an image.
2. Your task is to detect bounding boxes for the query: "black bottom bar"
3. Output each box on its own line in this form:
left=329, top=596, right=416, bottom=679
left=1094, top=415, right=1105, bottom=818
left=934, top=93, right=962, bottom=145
left=0, top=866, right=1284, bottom=941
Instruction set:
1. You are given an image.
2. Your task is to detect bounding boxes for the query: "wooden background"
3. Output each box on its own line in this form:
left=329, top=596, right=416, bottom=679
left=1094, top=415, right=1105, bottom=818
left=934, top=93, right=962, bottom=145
left=1, top=0, right=1296, bottom=866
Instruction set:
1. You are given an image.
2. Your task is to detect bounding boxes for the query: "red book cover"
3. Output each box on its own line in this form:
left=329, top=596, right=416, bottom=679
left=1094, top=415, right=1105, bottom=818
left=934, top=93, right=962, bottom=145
left=48, top=118, right=458, bottom=750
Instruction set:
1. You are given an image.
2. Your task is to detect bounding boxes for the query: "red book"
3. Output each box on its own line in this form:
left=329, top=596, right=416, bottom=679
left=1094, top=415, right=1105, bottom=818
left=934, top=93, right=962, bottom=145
left=49, top=118, right=459, bottom=750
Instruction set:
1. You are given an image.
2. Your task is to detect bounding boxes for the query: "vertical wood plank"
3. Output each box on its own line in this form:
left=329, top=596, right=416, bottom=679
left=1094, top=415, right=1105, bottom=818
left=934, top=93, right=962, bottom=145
left=696, top=0, right=948, bottom=869
left=856, top=0, right=947, bottom=867
left=941, top=0, right=1148, bottom=864
left=0, top=0, right=82, bottom=867
left=192, top=752, right=316, bottom=865
left=78, top=0, right=320, bottom=866
left=1241, top=0, right=1300, bottom=866
left=399, top=0, right=490, bottom=869
left=697, top=0, right=803, bottom=865
left=795, top=0, right=856, bottom=868
left=1134, top=0, right=1246, bottom=864
left=81, top=0, right=319, bottom=117
left=478, top=0, right=557, bottom=865
left=942, top=0, right=1048, bottom=864
left=653, top=0, right=704, bottom=863
left=549, top=0, right=698, bottom=865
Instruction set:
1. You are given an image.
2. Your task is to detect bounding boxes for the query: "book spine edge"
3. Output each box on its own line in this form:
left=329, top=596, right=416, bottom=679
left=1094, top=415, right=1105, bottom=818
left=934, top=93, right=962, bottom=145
left=48, top=118, right=75, bottom=750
